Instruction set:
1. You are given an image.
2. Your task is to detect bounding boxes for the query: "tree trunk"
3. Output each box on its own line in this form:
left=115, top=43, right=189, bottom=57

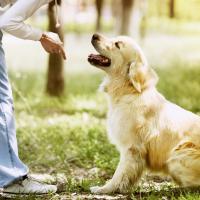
left=95, top=0, right=104, bottom=32
left=120, top=0, right=134, bottom=35
left=46, top=0, right=65, bottom=96
left=139, top=0, right=148, bottom=40
left=169, top=0, right=175, bottom=18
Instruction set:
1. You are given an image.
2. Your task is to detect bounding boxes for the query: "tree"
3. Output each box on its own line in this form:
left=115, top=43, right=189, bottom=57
left=46, top=0, right=65, bottom=96
left=120, top=0, right=135, bottom=35
left=139, top=0, right=148, bottom=41
left=95, top=0, right=104, bottom=32
left=169, top=0, right=175, bottom=18
left=95, top=0, right=135, bottom=35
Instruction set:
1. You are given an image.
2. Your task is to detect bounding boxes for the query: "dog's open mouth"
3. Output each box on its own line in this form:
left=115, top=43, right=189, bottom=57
left=88, top=54, right=111, bottom=67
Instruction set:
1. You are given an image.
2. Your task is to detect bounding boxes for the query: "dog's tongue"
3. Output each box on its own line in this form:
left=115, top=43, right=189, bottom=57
left=88, top=54, right=111, bottom=67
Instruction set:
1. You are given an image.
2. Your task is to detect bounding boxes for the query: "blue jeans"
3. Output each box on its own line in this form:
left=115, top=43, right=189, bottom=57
left=0, top=31, right=28, bottom=188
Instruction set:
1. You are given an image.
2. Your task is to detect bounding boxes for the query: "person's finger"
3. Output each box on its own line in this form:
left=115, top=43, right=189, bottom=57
left=52, top=45, right=61, bottom=53
left=59, top=46, right=66, bottom=60
left=45, top=49, right=52, bottom=54
left=47, top=47, right=54, bottom=53
left=49, top=48, right=58, bottom=54
left=48, top=37, right=63, bottom=47
left=45, top=41, right=66, bottom=59
left=53, top=48, right=59, bottom=54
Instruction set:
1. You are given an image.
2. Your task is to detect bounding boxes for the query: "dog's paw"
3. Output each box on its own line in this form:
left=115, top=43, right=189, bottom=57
left=90, top=185, right=113, bottom=194
left=90, top=186, right=103, bottom=194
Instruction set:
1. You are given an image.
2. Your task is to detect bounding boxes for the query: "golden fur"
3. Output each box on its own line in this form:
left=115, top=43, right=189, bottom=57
left=89, top=34, right=200, bottom=194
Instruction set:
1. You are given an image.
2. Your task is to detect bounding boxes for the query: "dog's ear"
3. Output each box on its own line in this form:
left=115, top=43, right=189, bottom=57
left=129, top=62, right=158, bottom=93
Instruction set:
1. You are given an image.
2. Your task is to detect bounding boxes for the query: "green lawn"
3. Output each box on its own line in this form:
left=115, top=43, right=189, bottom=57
left=4, top=61, right=200, bottom=199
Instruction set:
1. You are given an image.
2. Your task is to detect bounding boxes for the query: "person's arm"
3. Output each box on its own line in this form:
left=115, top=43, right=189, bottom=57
left=0, top=0, right=51, bottom=41
left=0, top=0, right=66, bottom=59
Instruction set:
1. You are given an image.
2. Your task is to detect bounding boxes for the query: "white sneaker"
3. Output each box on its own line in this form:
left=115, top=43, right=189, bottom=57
left=29, top=174, right=56, bottom=184
left=3, top=176, right=57, bottom=194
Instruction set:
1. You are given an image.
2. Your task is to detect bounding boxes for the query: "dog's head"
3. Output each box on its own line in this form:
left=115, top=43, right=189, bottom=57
left=88, top=33, right=158, bottom=93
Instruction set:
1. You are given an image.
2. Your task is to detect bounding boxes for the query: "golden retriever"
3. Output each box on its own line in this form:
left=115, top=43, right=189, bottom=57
left=88, top=33, right=200, bottom=194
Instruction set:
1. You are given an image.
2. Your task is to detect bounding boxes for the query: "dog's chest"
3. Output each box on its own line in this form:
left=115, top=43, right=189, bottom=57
left=106, top=103, right=145, bottom=149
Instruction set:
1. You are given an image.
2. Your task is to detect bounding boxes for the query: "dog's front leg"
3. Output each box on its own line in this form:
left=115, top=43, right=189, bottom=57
left=90, top=147, right=145, bottom=194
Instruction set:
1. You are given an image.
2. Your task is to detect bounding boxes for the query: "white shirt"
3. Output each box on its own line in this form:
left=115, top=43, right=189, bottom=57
left=0, top=0, right=53, bottom=41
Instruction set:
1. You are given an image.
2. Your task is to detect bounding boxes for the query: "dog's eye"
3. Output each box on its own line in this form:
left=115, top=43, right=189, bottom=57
left=115, top=42, right=121, bottom=49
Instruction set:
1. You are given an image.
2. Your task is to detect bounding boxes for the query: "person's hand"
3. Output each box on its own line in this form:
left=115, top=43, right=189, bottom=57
left=40, top=32, right=66, bottom=60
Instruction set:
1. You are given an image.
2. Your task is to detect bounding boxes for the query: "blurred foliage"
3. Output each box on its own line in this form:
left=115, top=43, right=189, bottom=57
left=149, top=0, right=200, bottom=20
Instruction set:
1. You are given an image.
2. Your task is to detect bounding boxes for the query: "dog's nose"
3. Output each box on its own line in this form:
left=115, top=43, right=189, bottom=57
left=92, top=34, right=100, bottom=41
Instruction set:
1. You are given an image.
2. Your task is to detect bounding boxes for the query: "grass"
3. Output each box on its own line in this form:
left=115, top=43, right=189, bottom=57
left=3, top=59, right=200, bottom=199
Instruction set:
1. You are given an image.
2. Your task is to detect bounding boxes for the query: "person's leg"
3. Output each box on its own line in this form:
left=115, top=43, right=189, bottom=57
left=0, top=31, right=28, bottom=188
left=0, top=32, right=57, bottom=194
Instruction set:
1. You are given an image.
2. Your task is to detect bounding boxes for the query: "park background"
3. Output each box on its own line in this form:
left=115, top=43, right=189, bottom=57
left=2, top=0, right=200, bottom=199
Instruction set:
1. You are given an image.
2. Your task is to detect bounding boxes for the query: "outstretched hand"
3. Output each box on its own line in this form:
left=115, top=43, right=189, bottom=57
left=40, top=32, right=66, bottom=60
